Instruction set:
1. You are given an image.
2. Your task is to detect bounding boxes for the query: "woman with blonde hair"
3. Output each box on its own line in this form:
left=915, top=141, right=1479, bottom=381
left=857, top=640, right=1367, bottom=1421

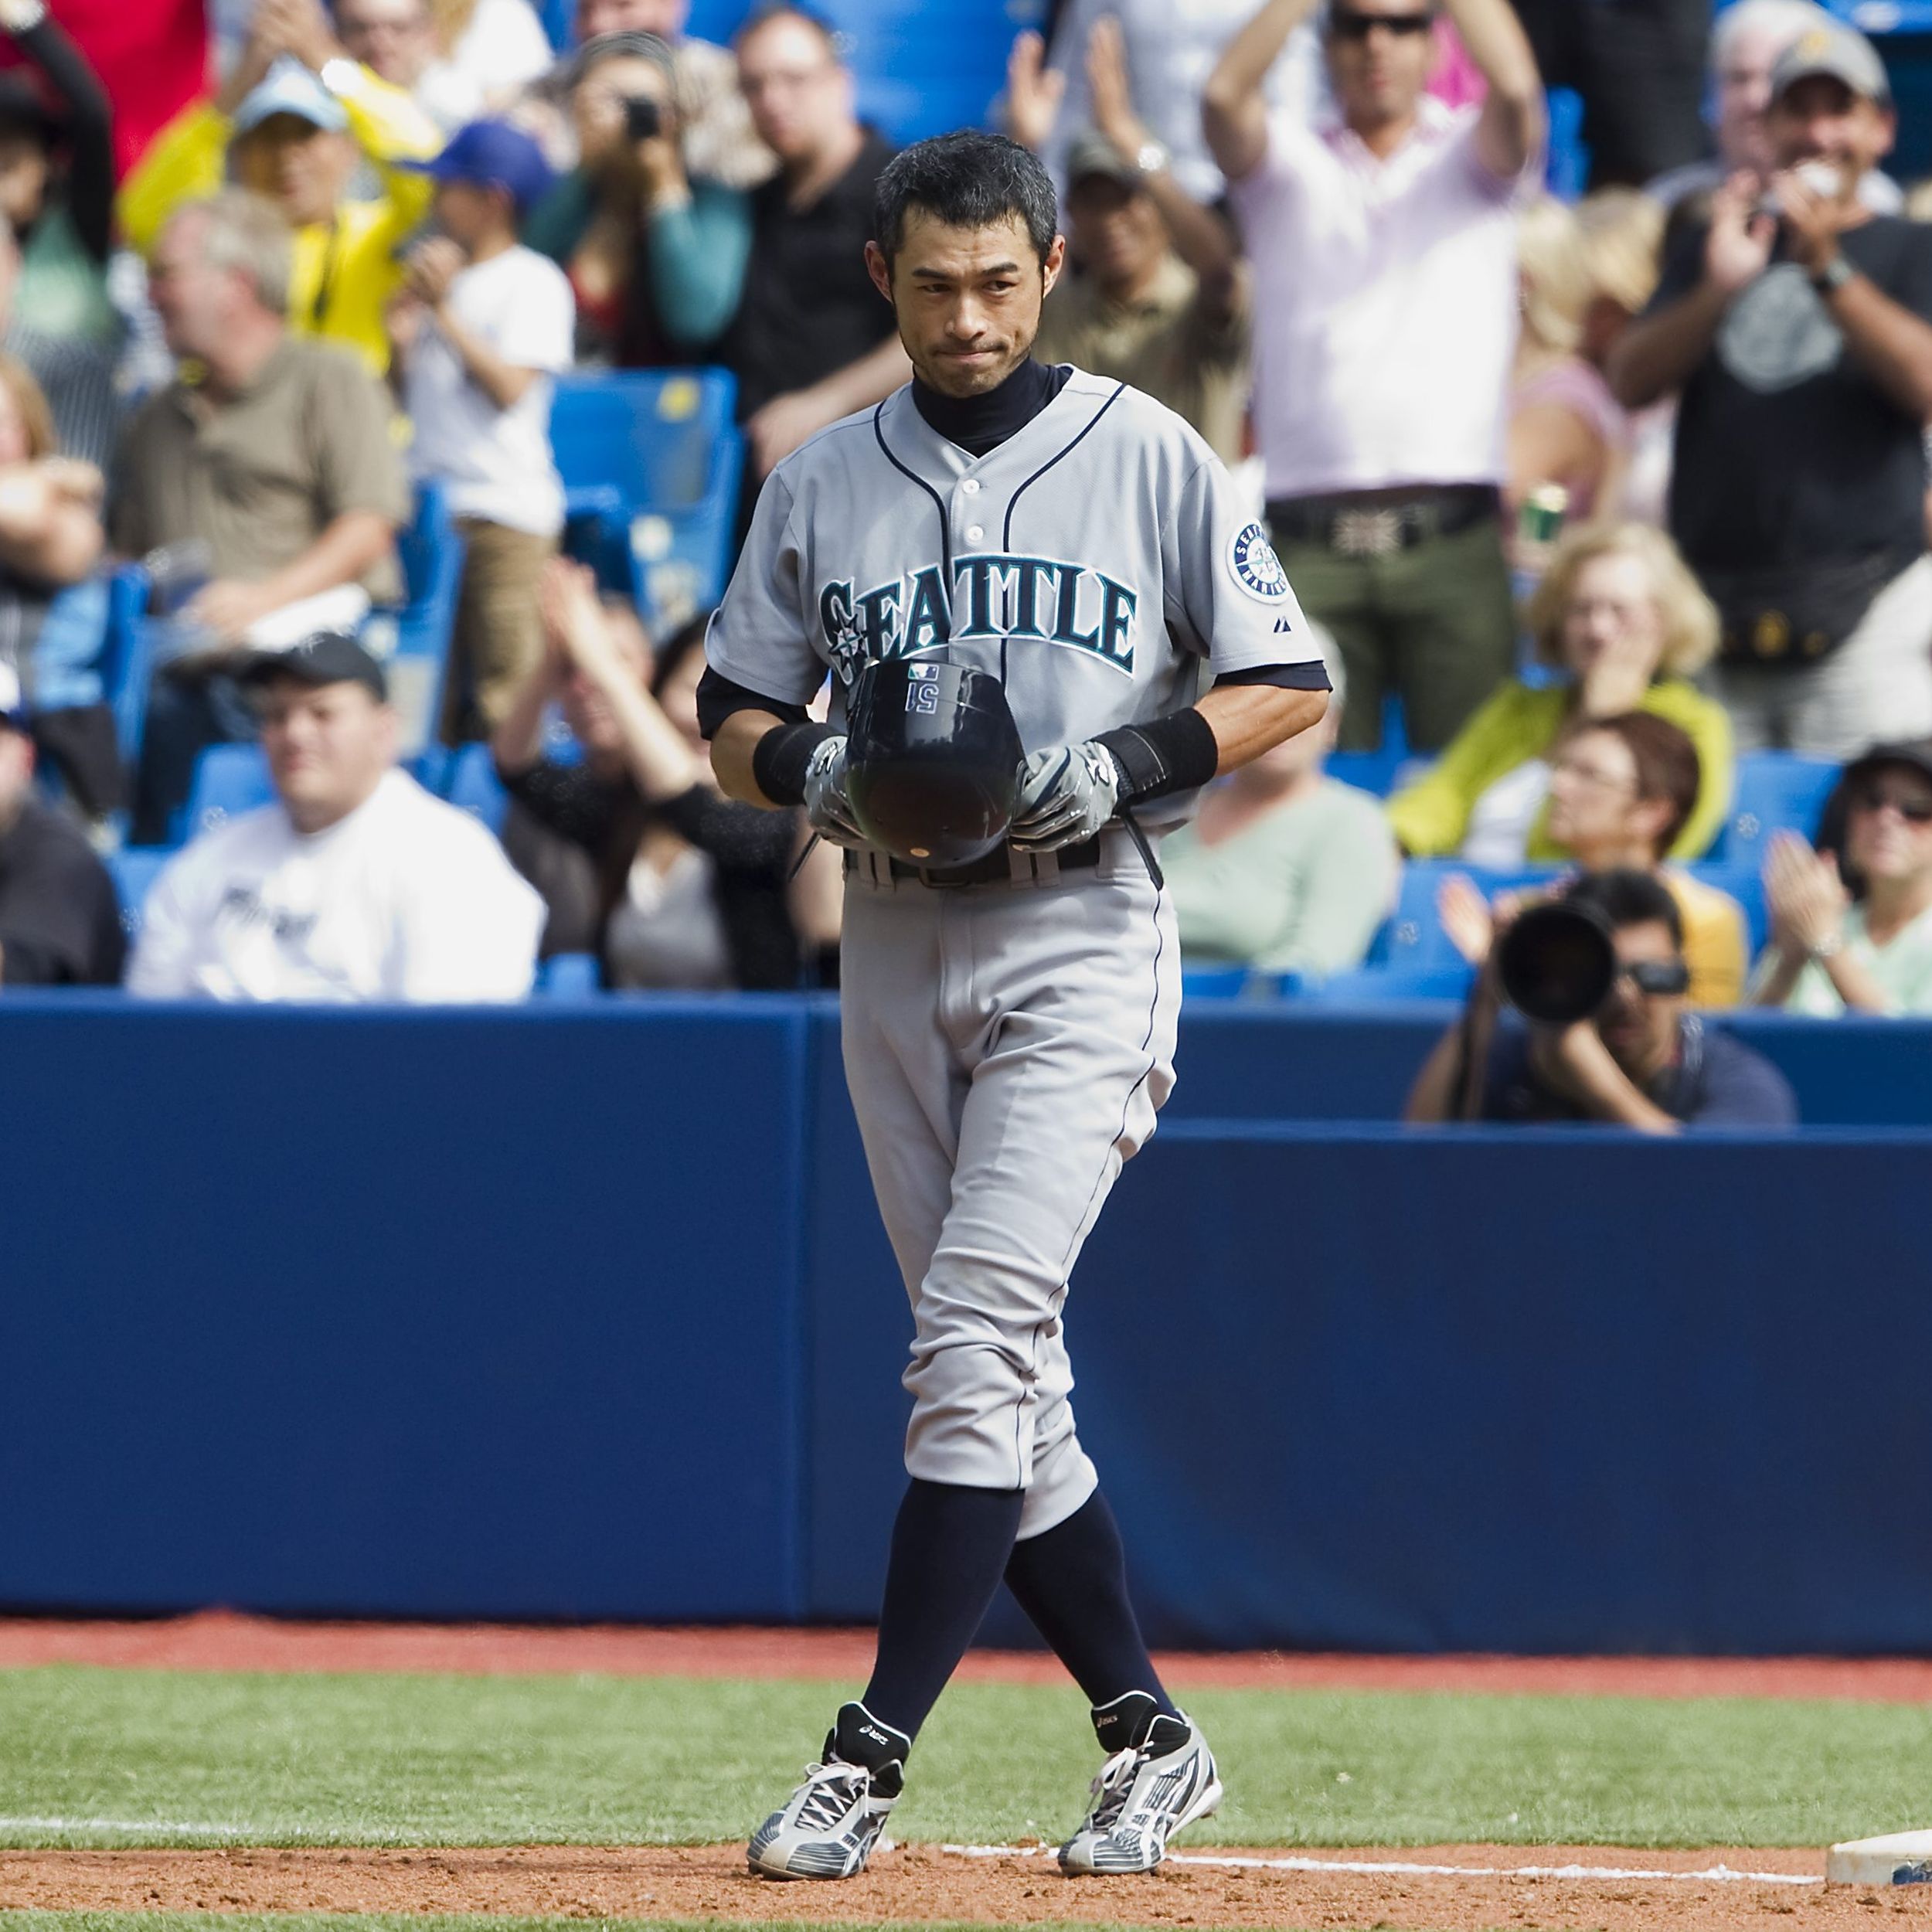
left=1388, top=522, right=1733, bottom=864
left=1509, top=194, right=1628, bottom=523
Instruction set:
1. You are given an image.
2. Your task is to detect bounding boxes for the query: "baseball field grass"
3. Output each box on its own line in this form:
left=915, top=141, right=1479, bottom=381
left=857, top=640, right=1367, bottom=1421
left=4, top=1664, right=1930, bottom=1852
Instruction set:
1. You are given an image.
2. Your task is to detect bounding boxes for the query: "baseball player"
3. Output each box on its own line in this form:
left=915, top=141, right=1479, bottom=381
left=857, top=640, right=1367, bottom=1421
left=701, top=130, right=1329, bottom=1880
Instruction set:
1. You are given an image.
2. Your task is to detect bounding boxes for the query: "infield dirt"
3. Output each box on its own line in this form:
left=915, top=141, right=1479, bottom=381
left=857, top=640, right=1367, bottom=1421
left=3, top=1842, right=1926, bottom=1931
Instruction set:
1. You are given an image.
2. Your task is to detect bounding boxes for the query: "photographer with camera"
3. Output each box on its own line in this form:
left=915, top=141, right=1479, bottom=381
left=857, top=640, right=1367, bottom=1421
left=1406, top=870, right=1796, bottom=1129
left=525, top=30, right=750, bottom=366
left=1609, top=21, right=1932, bottom=757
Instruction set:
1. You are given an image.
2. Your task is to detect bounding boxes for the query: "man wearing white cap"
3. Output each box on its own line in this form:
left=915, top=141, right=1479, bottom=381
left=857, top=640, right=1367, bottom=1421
left=117, top=0, right=442, bottom=376
left=1612, top=19, right=1932, bottom=757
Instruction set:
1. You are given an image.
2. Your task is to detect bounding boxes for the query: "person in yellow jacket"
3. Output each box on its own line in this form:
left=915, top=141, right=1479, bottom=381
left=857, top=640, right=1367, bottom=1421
left=119, top=0, right=444, bottom=376
left=1387, top=522, right=1733, bottom=865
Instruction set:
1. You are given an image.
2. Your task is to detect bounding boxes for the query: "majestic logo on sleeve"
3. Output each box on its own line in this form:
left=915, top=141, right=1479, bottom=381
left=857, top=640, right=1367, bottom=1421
left=1228, top=522, right=1291, bottom=606
left=820, top=556, right=1140, bottom=679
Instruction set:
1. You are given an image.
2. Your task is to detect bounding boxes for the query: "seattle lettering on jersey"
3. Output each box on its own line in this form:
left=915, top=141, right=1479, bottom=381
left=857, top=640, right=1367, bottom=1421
left=819, top=555, right=1139, bottom=682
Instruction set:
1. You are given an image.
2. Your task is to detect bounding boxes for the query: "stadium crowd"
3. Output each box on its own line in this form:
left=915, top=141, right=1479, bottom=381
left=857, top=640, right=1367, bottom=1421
left=0, top=0, right=1927, bottom=1104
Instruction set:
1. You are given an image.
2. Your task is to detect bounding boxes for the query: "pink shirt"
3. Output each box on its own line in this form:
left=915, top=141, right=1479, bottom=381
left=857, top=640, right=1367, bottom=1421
left=1230, top=97, right=1531, bottom=501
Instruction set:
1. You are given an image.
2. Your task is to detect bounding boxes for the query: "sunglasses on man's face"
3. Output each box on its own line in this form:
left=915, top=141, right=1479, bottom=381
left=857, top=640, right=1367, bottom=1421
left=1617, top=960, right=1692, bottom=998
left=1328, top=8, right=1434, bottom=40
left=1851, top=784, right=1932, bottom=824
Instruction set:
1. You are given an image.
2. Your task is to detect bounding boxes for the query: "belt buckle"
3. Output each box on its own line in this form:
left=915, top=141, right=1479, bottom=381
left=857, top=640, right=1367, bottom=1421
left=1332, top=508, right=1403, bottom=558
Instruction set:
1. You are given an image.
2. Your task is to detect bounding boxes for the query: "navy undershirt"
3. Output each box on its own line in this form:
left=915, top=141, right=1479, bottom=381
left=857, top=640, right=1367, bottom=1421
left=908, top=355, right=1070, bottom=456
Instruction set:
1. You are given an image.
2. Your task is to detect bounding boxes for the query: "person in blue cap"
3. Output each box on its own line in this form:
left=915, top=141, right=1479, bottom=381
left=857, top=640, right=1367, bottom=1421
left=388, top=120, right=577, bottom=743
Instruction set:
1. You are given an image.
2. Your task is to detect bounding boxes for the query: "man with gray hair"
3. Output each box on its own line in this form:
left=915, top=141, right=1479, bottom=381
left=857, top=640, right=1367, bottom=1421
left=113, top=189, right=410, bottom=842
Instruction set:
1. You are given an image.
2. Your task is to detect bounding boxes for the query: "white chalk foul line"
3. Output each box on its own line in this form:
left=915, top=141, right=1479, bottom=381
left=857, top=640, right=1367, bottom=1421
left=941, top=1842, right=1824, bottom=1887
left=0, top=1816, right=261, bottom=1836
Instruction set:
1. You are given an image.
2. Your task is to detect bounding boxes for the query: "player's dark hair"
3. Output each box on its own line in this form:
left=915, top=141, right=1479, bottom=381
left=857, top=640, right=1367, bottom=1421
left=873, top=131, right=1059, bottom=270
left=1563, top=868, right=1684, bottom=950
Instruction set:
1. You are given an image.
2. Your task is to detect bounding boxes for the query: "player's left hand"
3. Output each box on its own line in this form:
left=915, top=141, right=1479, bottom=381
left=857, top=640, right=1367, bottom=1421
left=804, top=734, right=868, bottom=849
left=1009, top=741, right=1121, bottom=851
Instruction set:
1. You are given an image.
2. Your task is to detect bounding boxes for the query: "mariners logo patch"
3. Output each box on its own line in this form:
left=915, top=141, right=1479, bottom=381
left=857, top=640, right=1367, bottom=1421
left=1228, top=522, right=1291, bottom=605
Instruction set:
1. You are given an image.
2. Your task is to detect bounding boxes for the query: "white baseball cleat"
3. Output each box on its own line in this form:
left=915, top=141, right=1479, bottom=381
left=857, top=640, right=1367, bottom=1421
left=747, top=1701, right=908, bottom=1880
left=1059, top=1692, right=1222, bottom=1876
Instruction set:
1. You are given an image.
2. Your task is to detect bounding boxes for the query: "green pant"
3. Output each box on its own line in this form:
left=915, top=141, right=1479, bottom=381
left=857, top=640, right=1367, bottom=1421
left=1273, top=516, right=1516, bottom=753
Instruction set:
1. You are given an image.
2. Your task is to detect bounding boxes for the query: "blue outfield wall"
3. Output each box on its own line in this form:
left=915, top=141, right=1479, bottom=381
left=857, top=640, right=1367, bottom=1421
left=6, top=994, right=1932, bottom=1651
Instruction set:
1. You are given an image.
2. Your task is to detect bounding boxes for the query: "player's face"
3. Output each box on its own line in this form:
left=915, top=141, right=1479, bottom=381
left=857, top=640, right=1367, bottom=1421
left=1324, top=0, right=1435, bottom=133
left=1594, top=919, right=1685, bottom=1078
left=1557, top=550, right=1666, bottom=685
left=258, top=680, right=398, bottom=834
left=867, top=211, right=1065, bottom=400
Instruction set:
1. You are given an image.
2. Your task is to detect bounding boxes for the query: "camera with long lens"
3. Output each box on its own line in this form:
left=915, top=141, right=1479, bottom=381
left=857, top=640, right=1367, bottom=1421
left=624, top=94, right=663, bottom=141
left=1495, top=900, right=1617, bottom=1026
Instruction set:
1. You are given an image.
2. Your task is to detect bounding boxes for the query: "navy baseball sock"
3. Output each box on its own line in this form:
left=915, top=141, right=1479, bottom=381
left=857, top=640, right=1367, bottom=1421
left=1003, top=1488, right=1178, bottom=1737
left=859, top=1477, right=1026, bottom=1743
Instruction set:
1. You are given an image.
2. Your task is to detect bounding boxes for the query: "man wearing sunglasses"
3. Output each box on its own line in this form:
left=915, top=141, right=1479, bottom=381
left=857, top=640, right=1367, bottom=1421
left=1408, top=869, right=1797, bottom=1130
left=1203, top=0, right=1543, bottom=757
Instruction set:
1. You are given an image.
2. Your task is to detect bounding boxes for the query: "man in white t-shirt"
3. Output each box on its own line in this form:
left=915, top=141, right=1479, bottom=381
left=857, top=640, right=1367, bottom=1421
left=128, top=633, right=546, bottom=1002
left=1203, top=0, right=1544, bottom=755
left=389, top=119, right=577, bottom=742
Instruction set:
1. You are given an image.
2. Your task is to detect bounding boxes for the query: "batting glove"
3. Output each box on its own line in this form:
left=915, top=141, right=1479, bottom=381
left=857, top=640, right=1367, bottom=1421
left=1009, top=741, right=1123, bottom=852
left=803, top=734, right=868, bottom=849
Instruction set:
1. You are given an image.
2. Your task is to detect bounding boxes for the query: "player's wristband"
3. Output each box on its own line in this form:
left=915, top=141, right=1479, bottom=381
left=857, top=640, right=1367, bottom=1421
left=1094, top=709, right=1220, bottom=805
left=752, top=719, right=838, bottom=807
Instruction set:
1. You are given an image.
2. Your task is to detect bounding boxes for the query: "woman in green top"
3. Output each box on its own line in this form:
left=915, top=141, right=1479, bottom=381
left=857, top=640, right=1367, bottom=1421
left=1753, top=745, right=1932, bottom=1016
left=1387, top=522, right=1733, bottom=865
left=523, top=31, right=750, bottom=367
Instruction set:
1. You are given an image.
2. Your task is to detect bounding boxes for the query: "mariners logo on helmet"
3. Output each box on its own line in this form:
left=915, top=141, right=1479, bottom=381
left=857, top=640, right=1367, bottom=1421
left=1228, top=522, right=1291, bottom=605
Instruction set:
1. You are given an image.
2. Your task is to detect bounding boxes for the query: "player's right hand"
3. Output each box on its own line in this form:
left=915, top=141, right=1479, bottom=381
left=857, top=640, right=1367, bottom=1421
left=803, top=735, right=868, bottom=849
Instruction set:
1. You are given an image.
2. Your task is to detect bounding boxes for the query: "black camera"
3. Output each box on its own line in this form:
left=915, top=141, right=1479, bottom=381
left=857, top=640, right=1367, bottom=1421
left=624, top=94, right=663, bottom=141
left=1495, top=900, right=1617, bottom=1026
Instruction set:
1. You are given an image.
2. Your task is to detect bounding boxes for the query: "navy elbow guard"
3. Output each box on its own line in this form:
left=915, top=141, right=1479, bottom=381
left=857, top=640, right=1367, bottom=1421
left=1094, top=709, right=1221, bottom=804
left=752, top=719, right=838, bottom=807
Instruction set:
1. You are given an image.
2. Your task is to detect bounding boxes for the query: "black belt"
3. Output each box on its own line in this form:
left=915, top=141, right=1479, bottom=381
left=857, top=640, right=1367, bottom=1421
left=845, top=837, right=1103, bottom=888
left=1267, top=483, right=1500, bottom=556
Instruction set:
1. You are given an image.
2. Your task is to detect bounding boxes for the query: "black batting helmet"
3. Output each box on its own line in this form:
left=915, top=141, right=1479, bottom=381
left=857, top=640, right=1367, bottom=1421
left=844, top=658, right=1025, bottom=867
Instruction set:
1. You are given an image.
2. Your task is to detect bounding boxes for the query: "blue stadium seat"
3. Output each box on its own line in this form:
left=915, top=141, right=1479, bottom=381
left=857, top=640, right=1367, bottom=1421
left=1372, top=859, right=1565, bottom=975
left=1325, top=696, right=1415, bottom=797
left=685, top=0, right=1020, bottom=142
left=1544, top=86, right=1590, bottom=201
left=106, top=845, right=170, bottom=943
left=100, top=564, right=155, bottom=772
left=536, top=951, right=603, bottom=998
left=441, top=740, right=510, bottom=835
left=362, top=481, right=468, bottom=760
left=184, top=743, right=274, bottom=842
left=539, top=0, right=574, bottom=50
left=551, top=369, right=745, bottom=637
left=1291, top=963, right=1475, bottom=1005
left=1181, top=965, right=1257, bottom=1000
left=1709, top=752, right=1840, bottom=867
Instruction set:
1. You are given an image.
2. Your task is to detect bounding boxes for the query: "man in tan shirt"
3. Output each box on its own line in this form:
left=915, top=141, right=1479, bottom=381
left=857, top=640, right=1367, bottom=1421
left=114, top=189, right=410, bottom=840
left=1010, top=20, right=1250, bottom=464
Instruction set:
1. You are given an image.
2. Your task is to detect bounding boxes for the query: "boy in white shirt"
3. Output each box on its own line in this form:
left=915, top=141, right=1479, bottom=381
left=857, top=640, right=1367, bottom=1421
left=390, top=120, right=577, bottom=741
left=128, top=634, right=545, bottom=1003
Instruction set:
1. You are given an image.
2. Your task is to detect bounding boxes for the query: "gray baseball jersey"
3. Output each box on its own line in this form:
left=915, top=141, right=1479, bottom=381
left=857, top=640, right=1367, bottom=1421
left=708, top=367, right=1312, bottom=830
left=707, top=366, right=1314, bottom=1540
